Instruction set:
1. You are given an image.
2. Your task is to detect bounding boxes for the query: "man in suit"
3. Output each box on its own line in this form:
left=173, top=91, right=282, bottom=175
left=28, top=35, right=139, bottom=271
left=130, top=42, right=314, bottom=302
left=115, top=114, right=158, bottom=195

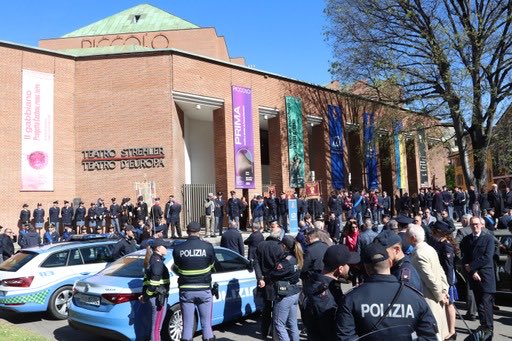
left=220, top=221, right=244, bottom=255
left=407, top=224, right=449, bottom=339
left=460, top=216, right=496, bottom=339
left=488, top=183, right=504, bottom=219
left=168, top=196, right=182, bottom=238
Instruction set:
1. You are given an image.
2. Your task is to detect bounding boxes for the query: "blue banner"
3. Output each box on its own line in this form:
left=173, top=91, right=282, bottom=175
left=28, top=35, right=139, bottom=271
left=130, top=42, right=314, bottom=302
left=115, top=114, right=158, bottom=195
left=287, top=199, right=298, bottom=233
left=364, top=112, right=379, bottom=190
left=328, top=105, right=345, bottom=190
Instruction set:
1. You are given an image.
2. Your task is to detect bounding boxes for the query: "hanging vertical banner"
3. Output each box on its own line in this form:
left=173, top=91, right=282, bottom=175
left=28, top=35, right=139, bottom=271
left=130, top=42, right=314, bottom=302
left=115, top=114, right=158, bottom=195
left=21, top=69, right=54, bottom=191
left=418, top=129, right=429, bottom=186
left=393, top=122, right=407, bottom=189
left=328, top=105, right=345, bottom=189
left=286, top=96, right=305, bottom=188
left=232, top=86, right=255, bottom=189
left=364, top=112, right=379, bottom=190
left=287, top=198, right=298, bottom=233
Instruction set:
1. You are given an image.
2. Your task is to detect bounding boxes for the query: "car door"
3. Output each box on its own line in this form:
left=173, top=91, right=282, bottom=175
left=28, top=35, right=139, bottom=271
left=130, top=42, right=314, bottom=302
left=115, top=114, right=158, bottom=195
left=211, top=248, right=258, bottom=325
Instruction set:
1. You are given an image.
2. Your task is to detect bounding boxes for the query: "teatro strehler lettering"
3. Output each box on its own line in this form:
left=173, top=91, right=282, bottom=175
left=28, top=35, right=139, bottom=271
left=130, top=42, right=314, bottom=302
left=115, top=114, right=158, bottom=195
left=81, top=147, right=164, bottom=171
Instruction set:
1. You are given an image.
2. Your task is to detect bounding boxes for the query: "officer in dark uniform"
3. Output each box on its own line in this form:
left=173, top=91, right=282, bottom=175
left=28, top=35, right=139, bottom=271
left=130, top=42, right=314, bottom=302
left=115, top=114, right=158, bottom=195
left=214, top=191, right=225, bottom=236
left=150, top=197, right=163, bottom=227
left=94, top=198, right=107, bottom=233
left=44, top=224, right=60, bottom=244
left=227, top=190, right=244, bottom=228
left=172, top=222, right=216, bottom=341
left=112, top=225, right=138, bottom=260
left=140, top=238, right=170, bottom=341
left=49, top=201, right=61, bottom=233
left=136, top=195, right=149, bottom=222
left=373, top=229, right=422, bottom=291
left=109, top=197, right=121, bottom=233
left=61, top=200, right=74, bottom=231
left=168, top=197, right=182, bottom=238
left=19, top=226, right=41, bottom=249
left=139, top=225, right=165, bottom=250
left=254, top=219, right=283, bottom=338
left=304, top=244, right=360, bottom=341
left=265, top=193, right=279, bottom=224
left=33, top=203, right=45, bottom=230
left=74, top=201, right=86, bottom=231
left=19, top=204, right=31, bottom=228
left=336, top=243, right=439, bottom=340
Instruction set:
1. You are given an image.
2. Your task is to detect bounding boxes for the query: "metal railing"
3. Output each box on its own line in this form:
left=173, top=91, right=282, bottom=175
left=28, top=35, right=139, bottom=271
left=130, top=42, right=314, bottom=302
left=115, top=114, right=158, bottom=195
left=182, top=184, right=216, bottom=227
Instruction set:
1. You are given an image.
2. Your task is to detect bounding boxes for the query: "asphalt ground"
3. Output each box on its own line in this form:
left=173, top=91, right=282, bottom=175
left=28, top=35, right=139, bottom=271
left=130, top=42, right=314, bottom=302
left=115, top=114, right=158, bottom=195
left=1, top=282, right=511, bottom=341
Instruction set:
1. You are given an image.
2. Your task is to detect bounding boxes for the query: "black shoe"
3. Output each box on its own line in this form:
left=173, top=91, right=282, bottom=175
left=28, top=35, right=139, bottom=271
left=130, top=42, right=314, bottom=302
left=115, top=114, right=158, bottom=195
left=463, top=313, right=477, bottom=321
left=444, top=332, right=457, bottom=341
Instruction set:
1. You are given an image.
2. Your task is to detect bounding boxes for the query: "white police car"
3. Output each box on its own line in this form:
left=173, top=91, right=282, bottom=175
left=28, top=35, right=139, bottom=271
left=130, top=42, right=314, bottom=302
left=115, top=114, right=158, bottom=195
left=68, top=246, right=262, bottom=341
left=0, top=236, right=117, bottom=319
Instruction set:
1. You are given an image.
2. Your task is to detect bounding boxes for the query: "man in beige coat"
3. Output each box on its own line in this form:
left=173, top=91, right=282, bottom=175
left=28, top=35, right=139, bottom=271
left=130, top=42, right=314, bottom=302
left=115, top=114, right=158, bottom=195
left=407, top=224, right=449, bottom=340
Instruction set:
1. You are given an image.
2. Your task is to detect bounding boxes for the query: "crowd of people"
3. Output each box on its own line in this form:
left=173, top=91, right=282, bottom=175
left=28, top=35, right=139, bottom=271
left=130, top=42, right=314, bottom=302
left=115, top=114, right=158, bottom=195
left=2, top=183, right=512, bottom=340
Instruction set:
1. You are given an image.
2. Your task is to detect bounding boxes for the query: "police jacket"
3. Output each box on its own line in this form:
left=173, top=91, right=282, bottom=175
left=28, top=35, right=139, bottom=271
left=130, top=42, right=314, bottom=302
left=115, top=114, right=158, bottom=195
left=327, top=219, right=341, bottom=243
left=49, top=207, right=60, bottom=223
left=227, top=198, right=243, bottom=218
left=336, top=274, right=438, bottom=340
left=74, top=207, right=86, bottom=221
left=142, top=253, right=170, bottom=300
left=172, top=236, right=215, bottom=291
left=169, top=203, right=181, bottom=224
left=0, top=234, right=15, bottom=261
left=33, top=208, right=45, bottom=223
left=329, top=196, right=343, bottom=216
left=150, top=204, right=163, bottom=221
left=220, top=227, right=244, bottom=256
left=19, top=209, right=30, bottom=223
left=301, top=240, right=329, bottom=282
left=267, top=253, right=300, bottom=297
left=94, top=205, right=107, bottom=220
left=214, top=198, right=225, bottom=217
left=19, top=231, right=41, bottom=249
left=110, top=204, right=120, bottom=218
left=265, top=197, right=278, bottom=217
left=44, top=231, right=60, bottom=244
left=252, top=202, right=265, bottom=219
left=254, top=236, right=282, bottom=281
left=136, top=202, right=148, bottom=221
left=61, top=207, right=74, bottom=225
left=87, top=207, right=96, bottom=219
left=244, top=230, right=264, bottom=261
left=112, top=236, right=138, bottom=260
left=390, top=255, right=422, bottom=292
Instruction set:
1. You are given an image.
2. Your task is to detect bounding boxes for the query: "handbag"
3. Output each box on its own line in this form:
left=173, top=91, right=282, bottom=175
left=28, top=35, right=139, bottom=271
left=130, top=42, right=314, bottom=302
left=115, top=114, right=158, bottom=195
left=275, top=280, right=291, bottom=296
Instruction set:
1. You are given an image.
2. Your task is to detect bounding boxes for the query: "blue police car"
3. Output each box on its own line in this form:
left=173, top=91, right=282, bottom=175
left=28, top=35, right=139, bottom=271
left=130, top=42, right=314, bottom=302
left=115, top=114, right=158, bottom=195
left=0, top=237, right=117, bottom=319
left=68, top=246, right=262, bottom=341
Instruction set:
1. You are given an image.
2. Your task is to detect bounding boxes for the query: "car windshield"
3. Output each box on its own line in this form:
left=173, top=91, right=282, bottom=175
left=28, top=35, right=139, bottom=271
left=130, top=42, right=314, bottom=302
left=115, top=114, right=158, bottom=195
left=100, top=255, right=145, bottom=278
left=0, top=251, right=38, bottom=272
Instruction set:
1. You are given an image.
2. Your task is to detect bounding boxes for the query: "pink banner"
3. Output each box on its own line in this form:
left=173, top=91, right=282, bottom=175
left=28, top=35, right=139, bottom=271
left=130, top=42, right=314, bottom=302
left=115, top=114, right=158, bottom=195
left=21, top=70, right=54, bottom=191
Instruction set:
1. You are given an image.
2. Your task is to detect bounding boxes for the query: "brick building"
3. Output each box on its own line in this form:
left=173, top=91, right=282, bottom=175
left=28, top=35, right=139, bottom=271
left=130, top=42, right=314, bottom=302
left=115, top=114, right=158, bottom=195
left=0, top=4, right=447, bottom=231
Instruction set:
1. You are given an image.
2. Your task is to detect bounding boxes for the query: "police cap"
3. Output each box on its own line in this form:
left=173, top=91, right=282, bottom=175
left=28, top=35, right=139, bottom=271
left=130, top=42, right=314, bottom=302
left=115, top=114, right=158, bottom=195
left=374, top=230, right=402, bottom=248
left=152, top=238, right=166, bottom=249
left=432, top=220, right=451, bottom=234
left=361, top=243, right=389, bottom=264
left=124, top=225, right=135, bottom=232
left=395, top=215, right=414, bottom=225
left=154, top=225, right=165, bottom=233
left=186, top=221, right=201, bottom=232
left=323, top=244, right=360, bottom=270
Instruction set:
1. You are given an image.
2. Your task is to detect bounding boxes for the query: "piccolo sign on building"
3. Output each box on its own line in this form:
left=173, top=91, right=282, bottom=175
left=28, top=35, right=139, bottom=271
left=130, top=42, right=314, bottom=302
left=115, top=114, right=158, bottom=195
left=81, top=147, right=165, bottom=171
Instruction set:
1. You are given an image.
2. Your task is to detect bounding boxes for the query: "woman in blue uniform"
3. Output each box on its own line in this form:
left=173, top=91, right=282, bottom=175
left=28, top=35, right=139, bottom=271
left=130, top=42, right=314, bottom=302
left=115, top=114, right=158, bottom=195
left=140, top=239, right=170, bottom=341
left=432, top=220, right=458, bottom=341
left=267, top=235, right=304, bottom=341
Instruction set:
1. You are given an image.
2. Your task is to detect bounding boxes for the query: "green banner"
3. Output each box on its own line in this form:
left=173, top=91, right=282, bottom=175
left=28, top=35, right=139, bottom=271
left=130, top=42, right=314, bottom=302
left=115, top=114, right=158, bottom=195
left=286, top=96, right=305, bottom=188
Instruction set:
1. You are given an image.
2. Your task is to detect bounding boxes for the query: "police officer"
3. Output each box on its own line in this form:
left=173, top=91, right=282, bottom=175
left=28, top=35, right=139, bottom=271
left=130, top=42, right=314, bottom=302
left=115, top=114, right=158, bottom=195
left=304, top=244, right=360, bottom=341
left=61, top=200, right=74, bottom=231
left=112, top=225, right=138, bottom=260
left=150, top=197, right=163, bottom=227
left=44, top=224, right=60, bottom=244
left=49, top=201, right=61, bottom=234
left=139, top=224, right=165, bottom=249
left=140, top=238, right=170, bottom=341
left=74, top=201, right=86, bottom=231
left=373, top=229, right=422, bottom=292
left=136, top=195, right=149, bottom=222
left=19, top=226, right=41, bottom=249
left=19, top=204, right=31, bottom=228
left=109, top=197, right=121, bottom=233
left=172, top=221, right=216, bottom=341
left=33, top=203, right=45, bottom=230
left=336, top=243, right=439, bottom=340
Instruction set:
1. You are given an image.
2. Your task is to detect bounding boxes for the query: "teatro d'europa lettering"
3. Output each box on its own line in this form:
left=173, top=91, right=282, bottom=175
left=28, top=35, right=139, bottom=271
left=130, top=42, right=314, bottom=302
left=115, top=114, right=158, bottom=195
left=82, top=147, right=165, bottom=171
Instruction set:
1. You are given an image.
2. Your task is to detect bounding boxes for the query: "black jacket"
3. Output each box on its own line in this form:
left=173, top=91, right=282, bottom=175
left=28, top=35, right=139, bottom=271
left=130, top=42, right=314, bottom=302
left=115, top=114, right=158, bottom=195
left=336, top=274, right=438, bottom=340
left=301, top=240, right=329, bottom=282
left=227, top=197, right=244, bottom=218
left=49, top=206, right=60, bottom=223
left=19, top=231, right=41, bottom=248
left=61, top=206, right=74, bottom=225
left=19, top=209, right=31, bottom=223
left=267, top=253, right=301, bottom=297
left=112, top=236, right=138, bottom=260
left=0, top=234, right=15, bottom=260
left=220, top=228, right=244, bottom=256
left=244, top=231, right=264, bottom=261
left=172, top=236, right=216, bottom=291
left=460, top=232, right=496, bottom=293
left=142, top=253, right=170, bottom=300
left=74, top=207, right=86, bottom=221
left=33, top=208, right=45, bottom=223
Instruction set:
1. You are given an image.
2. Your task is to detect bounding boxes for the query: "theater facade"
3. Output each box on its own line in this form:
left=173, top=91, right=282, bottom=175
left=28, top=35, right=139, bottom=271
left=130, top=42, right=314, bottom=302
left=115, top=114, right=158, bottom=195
left=0, top=4, right=447, bottom=229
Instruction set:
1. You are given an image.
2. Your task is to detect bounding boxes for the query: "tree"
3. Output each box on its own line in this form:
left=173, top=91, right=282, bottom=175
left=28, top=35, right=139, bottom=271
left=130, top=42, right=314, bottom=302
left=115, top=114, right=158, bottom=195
left=325, top=0, right=512, bottom=191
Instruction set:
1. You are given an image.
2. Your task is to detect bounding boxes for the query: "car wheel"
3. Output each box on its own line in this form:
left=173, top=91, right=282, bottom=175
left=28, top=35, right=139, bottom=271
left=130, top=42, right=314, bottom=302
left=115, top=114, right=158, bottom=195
left=163, top=304, right=197, bottom=341
left=48, top=285, right=73, bottom=320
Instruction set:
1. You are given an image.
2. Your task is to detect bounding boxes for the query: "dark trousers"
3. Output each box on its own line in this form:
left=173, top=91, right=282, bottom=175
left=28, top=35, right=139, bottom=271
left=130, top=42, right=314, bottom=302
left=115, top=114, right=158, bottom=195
left=473, top=287, right=494, bottom=329
left=261, top=300, right=273, bottom=337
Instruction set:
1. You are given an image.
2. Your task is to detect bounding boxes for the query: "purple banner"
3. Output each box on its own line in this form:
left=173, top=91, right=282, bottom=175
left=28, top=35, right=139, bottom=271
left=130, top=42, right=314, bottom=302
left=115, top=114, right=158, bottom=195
left=232, top=86, right=255, bottom=189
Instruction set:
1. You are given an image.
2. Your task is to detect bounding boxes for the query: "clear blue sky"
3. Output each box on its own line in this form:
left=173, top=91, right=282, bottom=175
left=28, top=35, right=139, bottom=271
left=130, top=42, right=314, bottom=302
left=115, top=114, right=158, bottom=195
left=0, top=1, right=334, bottom=86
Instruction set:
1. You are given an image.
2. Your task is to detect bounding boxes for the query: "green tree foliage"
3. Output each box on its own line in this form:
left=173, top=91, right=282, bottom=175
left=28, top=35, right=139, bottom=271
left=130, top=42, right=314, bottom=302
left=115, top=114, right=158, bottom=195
left=325, top=0, right=512, bottom=191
